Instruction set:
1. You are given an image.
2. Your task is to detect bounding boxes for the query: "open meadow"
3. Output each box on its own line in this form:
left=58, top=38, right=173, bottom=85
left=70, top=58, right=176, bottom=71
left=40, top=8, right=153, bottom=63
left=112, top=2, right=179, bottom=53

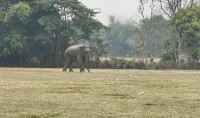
left=0, top=68, right=200, bottom=118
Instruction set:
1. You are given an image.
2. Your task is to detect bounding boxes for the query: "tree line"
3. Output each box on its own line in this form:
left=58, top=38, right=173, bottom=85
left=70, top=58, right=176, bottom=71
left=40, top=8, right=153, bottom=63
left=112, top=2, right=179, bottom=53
left=106, top=0, right=200, bottom=68
left=0, top=0, right=105, bottom=67
left=0, top=0, right=200, bottom=69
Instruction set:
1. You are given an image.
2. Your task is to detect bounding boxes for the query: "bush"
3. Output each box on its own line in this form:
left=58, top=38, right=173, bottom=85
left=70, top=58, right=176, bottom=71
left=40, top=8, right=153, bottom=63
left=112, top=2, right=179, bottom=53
left=154, top=61, right=176, bottom=69
left=89, top=58, right=147, bottom=69
left=88, top=58, right=200, bottom=70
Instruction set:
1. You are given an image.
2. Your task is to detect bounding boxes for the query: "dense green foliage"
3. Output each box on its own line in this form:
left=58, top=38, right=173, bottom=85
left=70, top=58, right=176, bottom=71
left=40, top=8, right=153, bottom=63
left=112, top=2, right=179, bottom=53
left=160, top=4, right=200, bottom=65
left=171, top=5, right=200, bottom=62
left=0, top=1, right=200, bottom=68
left=0, top=0, right=105, bottom=67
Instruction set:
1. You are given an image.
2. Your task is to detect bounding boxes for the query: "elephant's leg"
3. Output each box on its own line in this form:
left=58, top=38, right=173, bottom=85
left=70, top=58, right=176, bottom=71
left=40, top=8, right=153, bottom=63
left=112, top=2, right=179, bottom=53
left=85, top=60, right=90, bottom=72
left=63, top=59, right=68, bottom=72
left=69, top=63, right=73, bottom=72
left=85, top=56, right=90, bottom=72
left=77, top=56, right=85, bottom=72
left=80, top=62, right=85, bottom=72
left=86, top=64, right=90, bottom=72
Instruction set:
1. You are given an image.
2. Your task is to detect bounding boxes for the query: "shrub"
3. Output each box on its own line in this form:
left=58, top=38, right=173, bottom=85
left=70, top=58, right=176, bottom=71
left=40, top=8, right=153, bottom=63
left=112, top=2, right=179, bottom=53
left=89, top=59, right=200, bottom=70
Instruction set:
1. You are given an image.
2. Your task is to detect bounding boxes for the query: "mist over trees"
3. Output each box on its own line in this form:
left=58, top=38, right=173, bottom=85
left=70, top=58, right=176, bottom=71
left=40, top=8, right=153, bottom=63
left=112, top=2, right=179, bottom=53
left=105, top=15, right=169, bottom=58
left=107, top=0, right=200, bottom=65
left=0, top=0, right=200, bottom=68
left=106, top=16, right=138, bottom=57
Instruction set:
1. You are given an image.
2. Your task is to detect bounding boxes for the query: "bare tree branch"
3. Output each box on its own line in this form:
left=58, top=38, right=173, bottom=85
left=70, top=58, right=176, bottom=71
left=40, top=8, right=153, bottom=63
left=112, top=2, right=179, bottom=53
left=137, top=0, right=155, bottom=63
left=190, top=0, right=194, bottom=7
left=138, top=0, right=145, bottom=20
left=159, top=0, right=172, bottom=18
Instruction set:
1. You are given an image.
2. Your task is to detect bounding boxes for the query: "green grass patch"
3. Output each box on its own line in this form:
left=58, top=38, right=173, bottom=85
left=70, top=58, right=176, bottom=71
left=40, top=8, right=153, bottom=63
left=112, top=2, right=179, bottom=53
left=0, top=68, right=200, bottom=117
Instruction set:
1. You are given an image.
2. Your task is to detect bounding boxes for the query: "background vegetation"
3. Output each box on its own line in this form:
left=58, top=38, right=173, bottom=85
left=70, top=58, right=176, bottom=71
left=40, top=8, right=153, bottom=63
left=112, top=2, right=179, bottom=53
left=0, top=0, right=105, bottom=67
left=0, top=0, right=200, bottom=69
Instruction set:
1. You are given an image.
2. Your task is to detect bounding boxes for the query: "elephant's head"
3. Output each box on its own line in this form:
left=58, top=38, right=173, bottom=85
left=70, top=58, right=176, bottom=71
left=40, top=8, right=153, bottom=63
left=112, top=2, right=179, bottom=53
left=79, top=45, right=91, bottom=56
left=79, top=45, right=91, bottom=72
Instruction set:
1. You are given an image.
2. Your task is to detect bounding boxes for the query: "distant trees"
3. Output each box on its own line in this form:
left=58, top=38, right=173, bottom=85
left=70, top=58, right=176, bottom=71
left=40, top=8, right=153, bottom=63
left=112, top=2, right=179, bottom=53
left=106, top=15, right=169, bottom=59
left=143, top=15, right=171, bottom=58
left=107, top=0, right=200, bottom=66
left=106, top=16, right=138, bottom=57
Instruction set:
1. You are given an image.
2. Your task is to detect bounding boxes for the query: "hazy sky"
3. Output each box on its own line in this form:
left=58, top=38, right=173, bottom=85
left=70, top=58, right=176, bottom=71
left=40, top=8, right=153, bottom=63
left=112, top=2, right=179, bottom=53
left=79, top=0, right=142, bottom=25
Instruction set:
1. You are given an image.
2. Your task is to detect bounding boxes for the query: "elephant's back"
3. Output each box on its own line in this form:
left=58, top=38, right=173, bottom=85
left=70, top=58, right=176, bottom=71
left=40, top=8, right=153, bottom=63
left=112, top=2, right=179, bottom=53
left=65, top=45, right=80, bottom=57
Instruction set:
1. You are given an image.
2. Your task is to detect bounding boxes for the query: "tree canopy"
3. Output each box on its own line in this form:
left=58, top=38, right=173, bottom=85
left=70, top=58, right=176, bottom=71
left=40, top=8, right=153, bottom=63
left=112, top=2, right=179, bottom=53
left=1, top=0, right=200, bottom=68
left=171, top=5, right=200, bottom=62
left=0, top=0, right=105, bottom=67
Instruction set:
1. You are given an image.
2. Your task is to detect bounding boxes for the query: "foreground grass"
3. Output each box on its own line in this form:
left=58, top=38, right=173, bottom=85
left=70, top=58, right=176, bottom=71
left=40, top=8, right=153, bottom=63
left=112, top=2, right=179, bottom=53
left=0, top=68, right=200, bottom=118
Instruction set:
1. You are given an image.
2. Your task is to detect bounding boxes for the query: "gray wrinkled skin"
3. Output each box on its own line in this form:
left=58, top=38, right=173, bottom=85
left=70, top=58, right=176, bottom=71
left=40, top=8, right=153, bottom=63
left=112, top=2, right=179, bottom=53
left=63, top=44, right=91, bottom=72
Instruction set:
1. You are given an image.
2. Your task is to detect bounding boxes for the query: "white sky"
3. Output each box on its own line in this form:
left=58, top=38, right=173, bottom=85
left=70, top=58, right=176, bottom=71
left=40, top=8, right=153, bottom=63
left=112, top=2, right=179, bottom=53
left=79, top=0, right=144, bottom=25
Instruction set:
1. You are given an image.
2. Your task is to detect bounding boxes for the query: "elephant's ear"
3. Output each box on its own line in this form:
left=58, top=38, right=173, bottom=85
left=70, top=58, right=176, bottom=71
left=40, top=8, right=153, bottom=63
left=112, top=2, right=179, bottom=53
left=79, top=45, right=87, bottom=54
left=79, top=45, right=86, bottom=50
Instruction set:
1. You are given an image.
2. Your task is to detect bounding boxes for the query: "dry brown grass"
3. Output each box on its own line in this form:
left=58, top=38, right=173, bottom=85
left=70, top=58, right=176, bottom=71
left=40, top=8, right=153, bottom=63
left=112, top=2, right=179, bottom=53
left=0, top=68, right=200, bottom=118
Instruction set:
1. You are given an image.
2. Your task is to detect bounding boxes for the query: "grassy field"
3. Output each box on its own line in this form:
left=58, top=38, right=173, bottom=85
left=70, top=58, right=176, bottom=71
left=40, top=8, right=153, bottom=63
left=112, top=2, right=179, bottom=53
left=0, top=68, right=200, bottom=118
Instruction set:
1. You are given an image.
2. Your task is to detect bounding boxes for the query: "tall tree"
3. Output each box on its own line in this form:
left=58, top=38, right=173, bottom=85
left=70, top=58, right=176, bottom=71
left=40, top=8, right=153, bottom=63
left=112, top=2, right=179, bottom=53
left=156, top=0, right=200, bottom=64
left=137, top=0, right=154, bottom=63
left=0, top=0, right=105, bottom=67
left=171, top=5, right=200, bottom=63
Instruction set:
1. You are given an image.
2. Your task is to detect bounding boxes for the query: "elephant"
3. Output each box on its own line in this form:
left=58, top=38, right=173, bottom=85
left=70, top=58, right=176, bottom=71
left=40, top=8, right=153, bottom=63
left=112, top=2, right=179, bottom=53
left=63, top=44, right=91, bottom=72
